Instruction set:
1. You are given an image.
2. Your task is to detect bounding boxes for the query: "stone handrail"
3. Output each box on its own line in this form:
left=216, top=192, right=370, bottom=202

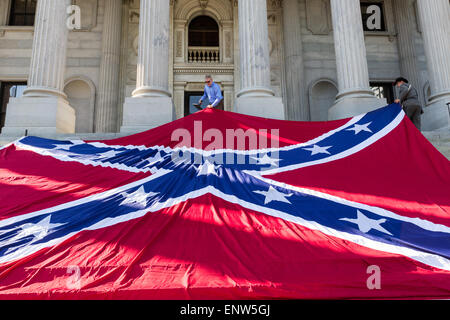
left=188, top=46, right=220, bottom=63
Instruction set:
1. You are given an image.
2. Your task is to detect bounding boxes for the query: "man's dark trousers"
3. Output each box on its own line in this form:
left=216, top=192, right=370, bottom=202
left=215, top=100, right=224, bottom=110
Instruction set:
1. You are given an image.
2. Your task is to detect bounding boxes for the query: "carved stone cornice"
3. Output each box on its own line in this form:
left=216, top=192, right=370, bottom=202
left=174, top=64, right=235, bottom=75
left=230, top=0, right=282, bottom=8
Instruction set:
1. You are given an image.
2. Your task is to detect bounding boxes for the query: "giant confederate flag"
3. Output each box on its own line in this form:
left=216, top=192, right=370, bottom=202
left=0, top=103, right=449, bottom=299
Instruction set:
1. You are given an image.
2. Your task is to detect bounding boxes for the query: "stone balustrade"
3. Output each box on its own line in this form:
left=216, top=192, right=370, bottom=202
left=188, top=46, right=220, bottom=63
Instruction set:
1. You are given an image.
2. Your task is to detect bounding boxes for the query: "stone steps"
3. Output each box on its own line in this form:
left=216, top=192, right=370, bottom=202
left=1, top=131, right=449, bottom=160
left=422, top=131, right=450, bottom=160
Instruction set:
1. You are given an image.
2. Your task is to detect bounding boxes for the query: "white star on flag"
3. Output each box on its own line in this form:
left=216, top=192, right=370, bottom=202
left=146, top=151, right=164, bottom=166
left=53, top=140, right=84, bottom=151
left=254, top=186, right=293, bottom=205
left=340, top=210, right=392, bottom=235
left=2, top=215, right=64, bottom=254
left=251, top=154, right=280, bottom=167
left=346, top=122, right=373, bottom=135
left=303, top=145, right=332, bottom=156
left=95, top=149, right=122, bottom=160
left=197, top=160, right=219, bottom=176
left=120, top=186, right=158, bottom=209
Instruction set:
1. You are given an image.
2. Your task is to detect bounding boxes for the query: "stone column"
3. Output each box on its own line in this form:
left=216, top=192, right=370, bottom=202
left=417, top=0, right=450, bottom=130
left=393, top=0, right=424, bottom=106
left=328, top=0, right=385, bottom=120
left=235, top=0, right=285, bottom=120
left=117, top=0, right=131, bottom=132
left=95, top=0, right=122, bottom=133
left=282, top=0, right=309, bottom=121
left=2, top=0, right=75, bottom=136
left=120, top=0, right=174, bottom=133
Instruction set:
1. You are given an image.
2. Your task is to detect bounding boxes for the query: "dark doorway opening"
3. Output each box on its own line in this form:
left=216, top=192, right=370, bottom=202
left=370, top=82, right=395, bottom=104
left=1, top=82, right=27, bottom=130
left=184, top=91, right=209, bottom=116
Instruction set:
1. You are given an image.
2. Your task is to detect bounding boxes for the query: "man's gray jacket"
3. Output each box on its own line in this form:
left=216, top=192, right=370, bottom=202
left=396, top=83, right=423, bottom=113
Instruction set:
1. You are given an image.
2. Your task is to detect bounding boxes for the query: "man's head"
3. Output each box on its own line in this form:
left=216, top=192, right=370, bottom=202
left=205, top=75, right=213, bottom=87
left=394, top=77, right=409, bottom=87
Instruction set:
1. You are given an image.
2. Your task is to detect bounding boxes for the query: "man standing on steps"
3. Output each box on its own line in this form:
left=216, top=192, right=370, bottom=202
left=394, top=77, right=423, bottom=131
left=196, top=75, right=224, bottom=110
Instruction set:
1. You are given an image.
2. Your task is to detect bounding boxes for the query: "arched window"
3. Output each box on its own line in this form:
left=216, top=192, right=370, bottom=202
left=188, top=16, right=219, bottom=47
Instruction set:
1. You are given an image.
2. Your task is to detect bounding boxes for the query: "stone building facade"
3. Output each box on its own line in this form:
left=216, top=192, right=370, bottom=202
left=0, top=0, right=449, bottom=138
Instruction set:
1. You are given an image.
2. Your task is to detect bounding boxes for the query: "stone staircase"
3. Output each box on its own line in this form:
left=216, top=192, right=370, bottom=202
left=1, top=131, right=450, bottom=160
left=422, top=131, right=450, bottom=160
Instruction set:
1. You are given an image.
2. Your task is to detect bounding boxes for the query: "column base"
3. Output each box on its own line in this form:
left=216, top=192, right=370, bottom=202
left=1, top=96, right=76, bottom=136
left=422, top=96, right=450, bottom=131
left=328, top=95, right=387, bottom=120
left=120, top=96, right=175, bottom=134
left=235, top=96, right=285, bottom=120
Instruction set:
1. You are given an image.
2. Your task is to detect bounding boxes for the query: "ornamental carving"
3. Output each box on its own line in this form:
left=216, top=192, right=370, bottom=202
left=305, top=0, right=332, bottom=35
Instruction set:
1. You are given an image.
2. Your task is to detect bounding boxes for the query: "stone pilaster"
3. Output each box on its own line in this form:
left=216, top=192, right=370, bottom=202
left=417, top=0, right=450, bottom=130
left=282, top=0, right=308, bottom=121
left=393, top=0, right=424, bottom=105
left=117, top=0, right=131, bottom=132
left=120, top=0, right=174, bottom=133
left=1, top=0, right=75, bottom=136
left=328, top=0, right=385, bottom=120
left=235, top=0, right=285, bottom=119
left=95, top=0, right=122, bottom=133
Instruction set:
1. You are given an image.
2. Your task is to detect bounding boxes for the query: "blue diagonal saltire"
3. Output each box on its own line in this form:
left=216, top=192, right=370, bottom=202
left=1, top=157, right=449, bottom=270
left=6, top=104, right=446, bottom=270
